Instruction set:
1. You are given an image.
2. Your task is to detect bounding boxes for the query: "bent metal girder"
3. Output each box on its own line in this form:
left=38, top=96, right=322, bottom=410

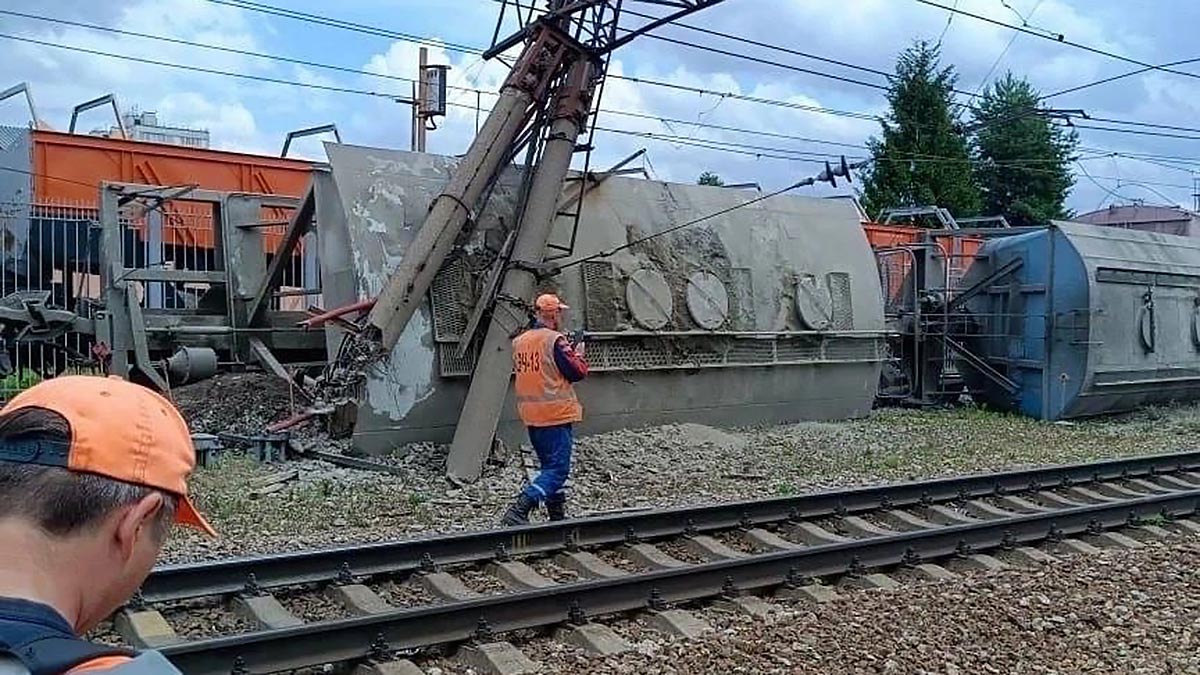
left=160, top=488, right=1199, bottom=674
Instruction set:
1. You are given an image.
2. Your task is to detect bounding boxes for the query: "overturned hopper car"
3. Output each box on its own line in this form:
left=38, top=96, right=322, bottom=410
left=956, top=220, right=1200, bottom=419
left=318, top=145, right=886, bottom=453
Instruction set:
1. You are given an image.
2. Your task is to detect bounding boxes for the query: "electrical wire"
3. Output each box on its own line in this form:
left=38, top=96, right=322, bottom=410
left=913, top=0, right=1200, bottom=83
left=0, top=8, right=443, bottom=92
left=970, top=0, right=1046, bottom=98
left=637, top=32, right=890, bottom=92
left=8, top=11, right=1196, bottom=199
left=202, top=0, right=1200, bottom=140
left=1043, top=57, right=1200, bottom=99
left=1087, top=116, right=1200, bottom=136
left=0, top=166, right=114, bottom=191
left=1071, top=124, right=1200, bottom=142
left=557, top=178, right=814, bottom=271
left=204, top=0, right=485, bottom=56
left=0, top=32, right=413, bottom=102
left=12, top=26, right=1198, bottom=176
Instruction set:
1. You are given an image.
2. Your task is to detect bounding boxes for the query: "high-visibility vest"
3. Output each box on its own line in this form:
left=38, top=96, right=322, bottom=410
left=512, top=327, right=582, bottom=427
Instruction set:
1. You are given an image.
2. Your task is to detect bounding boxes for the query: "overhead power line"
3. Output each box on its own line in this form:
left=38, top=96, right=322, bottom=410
left=637, top=32, right=890, bottom=92
left=0, top=32, right=413, bottom=101
left=203, top=0, right=1200, bottom=141
left=1043, top=57, right=1200, bottom=99
left=608, top=75, right=881, bottom=121
left=205, top=0, right=485, bottom=56
left=1087, top=116, right=1200, bottom=136
left=9, top=26, right=1193, bottom=156
left=9, top=11, right=1198, bottom=194
left=11, top=26, right=1196, bottom=166
left=913, top=0, right=1200, bottom=83
left=0, top=8, right=440, bottom=91
left=1072, top=124, right=1200, bottom=142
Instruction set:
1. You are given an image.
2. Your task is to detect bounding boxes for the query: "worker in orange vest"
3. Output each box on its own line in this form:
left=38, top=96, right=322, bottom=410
left=0, top=376, right=216, bottom=674
left=500, top=293, right=589, bottom=526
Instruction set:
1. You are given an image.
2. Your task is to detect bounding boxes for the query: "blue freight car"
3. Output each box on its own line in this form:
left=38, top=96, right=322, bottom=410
left=959, top=220, right=1200, bottom=419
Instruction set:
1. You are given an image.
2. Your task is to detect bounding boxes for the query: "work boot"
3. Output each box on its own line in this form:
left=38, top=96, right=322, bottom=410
left=545, top=494, right=567, bottom=522
left=500, top=493, right=537, bottom=527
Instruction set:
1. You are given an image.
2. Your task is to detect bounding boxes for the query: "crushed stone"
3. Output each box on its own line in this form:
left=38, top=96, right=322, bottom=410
left=162, top=373, right=1200, bottom=563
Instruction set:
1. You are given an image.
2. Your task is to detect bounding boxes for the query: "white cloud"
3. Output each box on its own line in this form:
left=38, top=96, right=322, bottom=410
left=0, top=0, right=1195, bottom=211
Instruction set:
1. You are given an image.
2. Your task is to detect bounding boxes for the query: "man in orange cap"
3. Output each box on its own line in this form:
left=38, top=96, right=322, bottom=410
left=0, top=376, right=214, bottom=674
left=501, top=293, right=588, bottom=526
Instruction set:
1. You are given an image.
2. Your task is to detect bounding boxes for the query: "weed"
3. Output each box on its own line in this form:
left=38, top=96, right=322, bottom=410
left=0, top=369, right=41, bottom=395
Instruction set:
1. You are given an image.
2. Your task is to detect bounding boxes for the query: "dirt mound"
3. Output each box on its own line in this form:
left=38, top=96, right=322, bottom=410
left=171, top=372, right=304, bottom=436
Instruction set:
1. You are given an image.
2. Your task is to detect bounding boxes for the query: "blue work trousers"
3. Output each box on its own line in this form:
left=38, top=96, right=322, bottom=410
left=521, top=423, right=573, bottom=503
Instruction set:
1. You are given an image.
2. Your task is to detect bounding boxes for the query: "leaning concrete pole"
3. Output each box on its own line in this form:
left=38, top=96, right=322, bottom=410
left=446, top=59, right=596, bottom=482
left=364, top=32, right=570, bottom=351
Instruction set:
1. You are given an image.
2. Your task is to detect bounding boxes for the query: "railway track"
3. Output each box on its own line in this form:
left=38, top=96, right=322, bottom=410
left=123, top=450, right=1200, bottom=674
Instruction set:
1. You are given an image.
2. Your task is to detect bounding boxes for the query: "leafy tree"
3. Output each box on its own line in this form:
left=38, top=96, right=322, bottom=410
left=858, top=40, right=980, bottom=220
left=970, top=73, right=1077, bottom=227
left=697, top=171, right=725, bottom=186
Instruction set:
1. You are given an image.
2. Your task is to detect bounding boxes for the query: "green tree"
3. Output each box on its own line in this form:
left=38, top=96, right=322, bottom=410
left=697, top=171, right=725, bottom=186
left=970, top=73, right=1077, bottom=227
left=858, top=40, right=980, bottom=220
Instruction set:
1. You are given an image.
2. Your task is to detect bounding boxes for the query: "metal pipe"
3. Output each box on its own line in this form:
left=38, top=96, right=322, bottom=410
left=143, top=326, right=313, bottom=334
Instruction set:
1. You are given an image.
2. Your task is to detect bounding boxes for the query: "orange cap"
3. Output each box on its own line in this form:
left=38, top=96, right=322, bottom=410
left=535, top=293, right=569, bottom=313
left=0, top=376, right=215, bottom=537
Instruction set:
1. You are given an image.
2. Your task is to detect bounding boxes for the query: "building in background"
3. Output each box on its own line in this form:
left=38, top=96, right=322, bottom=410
left=1072, top=203, right=1200, bottom=237
left=91, top=110, right=210, bottom=149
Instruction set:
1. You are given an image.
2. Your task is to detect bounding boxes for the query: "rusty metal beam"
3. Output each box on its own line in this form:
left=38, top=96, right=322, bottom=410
left=248, top=184, right=315, bottom=325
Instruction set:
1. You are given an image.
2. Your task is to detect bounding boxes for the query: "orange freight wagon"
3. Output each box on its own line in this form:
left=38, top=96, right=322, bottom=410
left=31, top=130, right=314, bottom=249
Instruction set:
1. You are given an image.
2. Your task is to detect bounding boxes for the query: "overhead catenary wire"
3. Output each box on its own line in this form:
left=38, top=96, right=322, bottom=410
left=969, top=0, right=1046, bottom=98
left=1042, top=57, right=1200, bottom=100
left=0, top=165, right=119, bottom=191
left=204, top=0, right=485, bottom=56
left=26, top=1, right=1195, bottom=150
left=8, top=10, right=1195, bottom=202
left=6, top=30, right=1188, bottom=193
left=912, top=0, right=1200, bottom=83
left=556, top=177, right=822, bottom=271
left=10, top=26, right=1198, bottom=182
left=205, top=0, right=1198, bottom=138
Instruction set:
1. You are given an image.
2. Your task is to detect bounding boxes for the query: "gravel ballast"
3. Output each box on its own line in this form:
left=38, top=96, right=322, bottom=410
left=418, top=540, right=1200, bottom=675
left=160, top=371, right=1200, bottom=562
left=534, top=541, right=1200, bottom=675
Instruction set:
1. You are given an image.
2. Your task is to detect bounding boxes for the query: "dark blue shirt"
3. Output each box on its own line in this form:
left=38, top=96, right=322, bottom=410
left=530, top=320, right=587, bottom=383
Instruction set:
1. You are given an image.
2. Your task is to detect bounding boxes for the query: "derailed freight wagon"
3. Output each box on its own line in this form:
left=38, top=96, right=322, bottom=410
left=317, top=144, right=886, bottom=454
left=959, top=220, right=1200, bottom=419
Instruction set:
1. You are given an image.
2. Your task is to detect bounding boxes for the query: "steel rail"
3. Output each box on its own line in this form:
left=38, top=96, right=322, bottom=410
left=160, top=489, right=1200, bottom=674
left=142, top=450, right=1200, bottom=603
left=142, top=446, right=1200, bottom=598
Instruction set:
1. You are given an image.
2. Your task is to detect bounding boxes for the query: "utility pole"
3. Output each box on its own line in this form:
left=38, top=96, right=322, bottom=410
left=416, top=47, right=428, bottom=152
left=363, top=29, right=577, bottom=351
left=314, top=0, right=727, bottom=457
left=446, top=59, right=596, bottom=482
left=409, top=48, right=449, bottom=152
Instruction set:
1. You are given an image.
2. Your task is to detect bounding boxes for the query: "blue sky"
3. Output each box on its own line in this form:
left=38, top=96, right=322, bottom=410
left=2, top=0, right=1198, bottom=215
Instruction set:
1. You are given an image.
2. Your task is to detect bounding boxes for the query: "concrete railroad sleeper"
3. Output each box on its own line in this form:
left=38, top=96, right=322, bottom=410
left=141, top=449, right=1200, bottom=603
left=160, top=489, right=1200, bottom=675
